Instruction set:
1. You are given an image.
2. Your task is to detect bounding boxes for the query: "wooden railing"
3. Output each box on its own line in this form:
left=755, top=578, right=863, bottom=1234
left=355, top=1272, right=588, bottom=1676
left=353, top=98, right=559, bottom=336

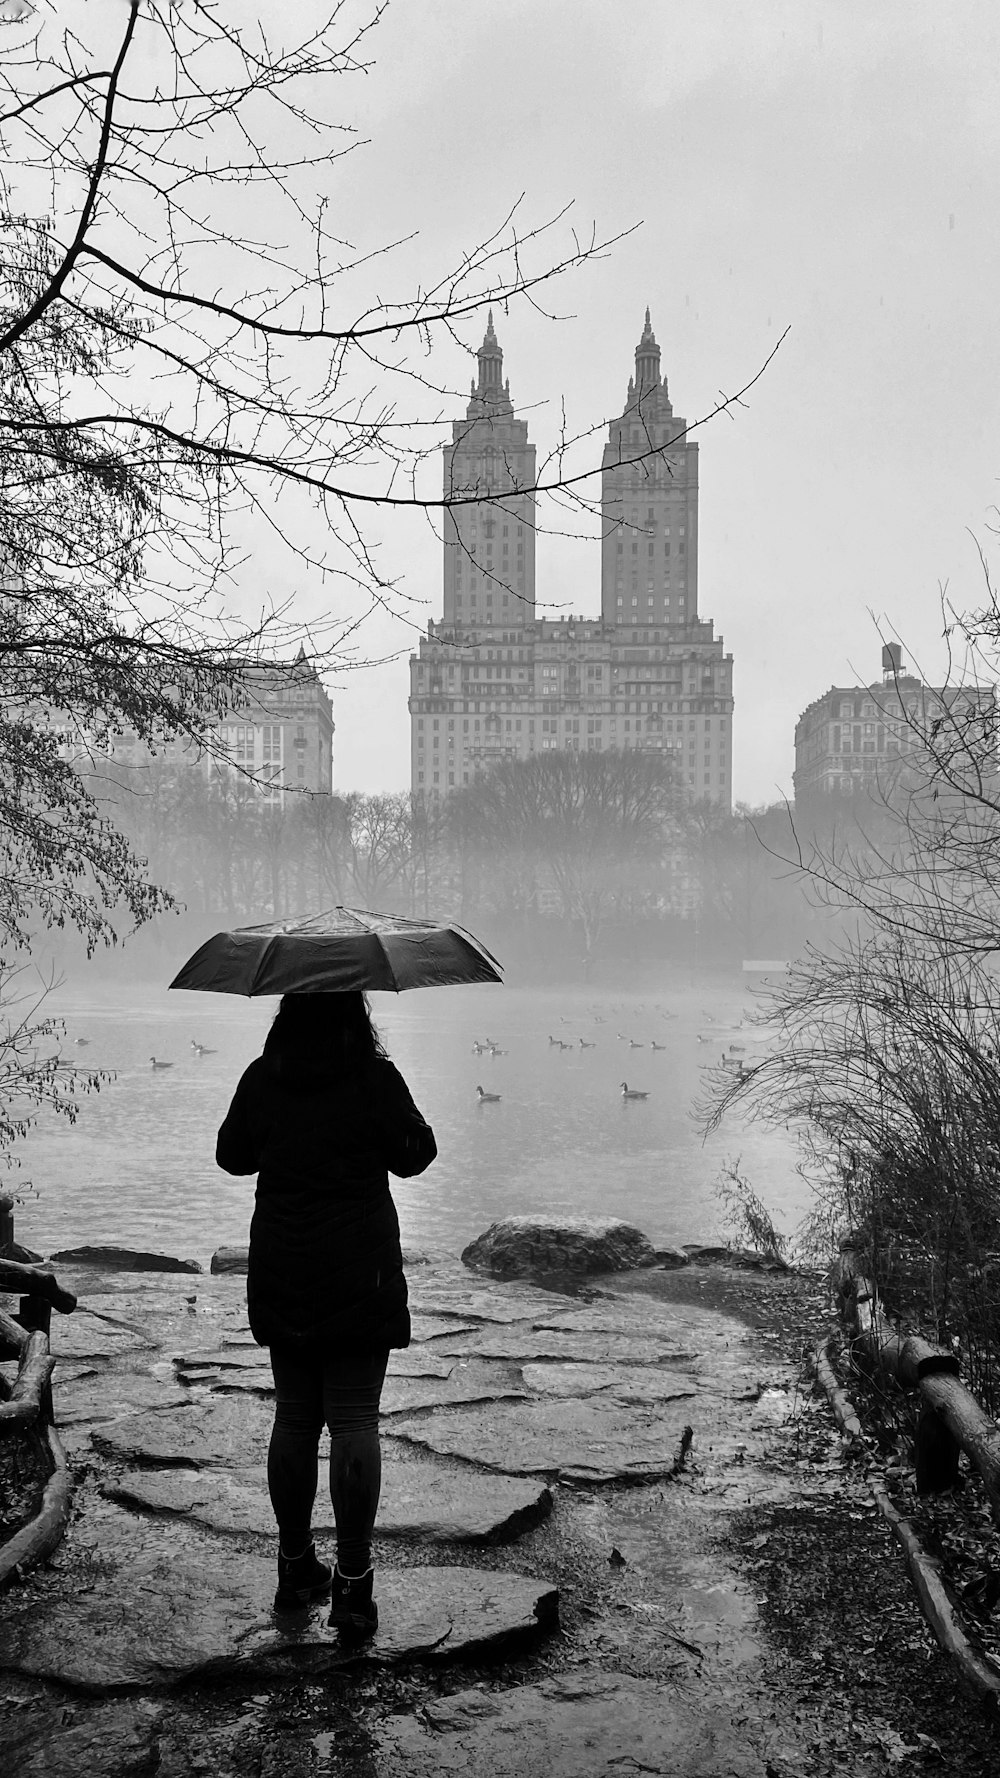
left=832, top=1234, right=1000, bottom=1519
left=0, top=1198, right=77, bottom=1588
left=825, top=1233, right=1000, bottom=1709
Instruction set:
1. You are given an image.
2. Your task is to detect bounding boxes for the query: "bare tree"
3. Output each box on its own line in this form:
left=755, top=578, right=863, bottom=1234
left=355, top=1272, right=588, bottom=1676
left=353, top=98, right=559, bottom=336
left=448, top=748, right=685, bottom=966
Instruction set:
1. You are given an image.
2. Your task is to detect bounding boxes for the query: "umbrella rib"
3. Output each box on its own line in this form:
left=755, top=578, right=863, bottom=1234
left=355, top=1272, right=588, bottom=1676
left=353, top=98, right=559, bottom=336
left=378, top=934, right=402, bottom=992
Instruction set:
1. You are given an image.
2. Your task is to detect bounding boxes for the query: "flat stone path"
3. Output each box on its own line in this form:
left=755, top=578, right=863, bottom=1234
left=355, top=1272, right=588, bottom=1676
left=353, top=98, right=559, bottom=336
left=0, top=1253, right=808, bottom=1776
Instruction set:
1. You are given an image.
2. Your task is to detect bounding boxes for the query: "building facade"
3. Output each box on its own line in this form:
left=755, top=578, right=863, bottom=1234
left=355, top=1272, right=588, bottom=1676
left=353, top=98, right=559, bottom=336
left=409, top=313, right=734, bottom=804
left=50, top=648, right=335, bottom=801
left=794, top=644, right=995, bottom=802
left=215, top=650, right=335, bottom=800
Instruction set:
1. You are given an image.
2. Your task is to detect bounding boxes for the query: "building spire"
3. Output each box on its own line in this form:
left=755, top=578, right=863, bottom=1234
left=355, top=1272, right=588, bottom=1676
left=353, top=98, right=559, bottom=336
left=634, top=307, right=661, bottom=394
left=474, top=310, right=503, bottom=397
left=467, top=309, right=513, bottom=417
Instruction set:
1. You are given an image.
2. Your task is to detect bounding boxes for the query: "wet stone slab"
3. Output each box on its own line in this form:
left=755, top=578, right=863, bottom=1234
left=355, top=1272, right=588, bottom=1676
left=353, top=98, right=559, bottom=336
left=91, top=1395, right=273, bottom=1467
left=434, top=1326, right=687, bottom=1365
left=413, top=1278, right=582, bottom=1324
left=173, top=1346, right=269, bottom=1374
left=520, top=1361, right=699, bottom=1405
left=381, top=1369, right=528, bottom=1417
left=409, top=1314, right=482, bottom=1343
left=387, top=1397, right=698, bottom=1482
left=181, top=1369, right=273, bottom=1397
left=2, top=1698, right=164, bottom=1778
left=47, top=1312, right=155, bottom=1360
left=388, top=1349, right=456, bottom=1379
left=55, top=1371, right=191, bottom=1427
left=375, top=1671, right=766, bottom=1777
left=0, top=1559, right=558, bottom=1691
left=104, top=1450, right=552, bottom=1543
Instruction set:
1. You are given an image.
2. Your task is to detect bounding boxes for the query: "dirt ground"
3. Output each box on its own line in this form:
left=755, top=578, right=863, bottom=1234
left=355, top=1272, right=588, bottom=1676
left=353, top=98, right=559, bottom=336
left=625, top=1262, right=1000, bottom=1777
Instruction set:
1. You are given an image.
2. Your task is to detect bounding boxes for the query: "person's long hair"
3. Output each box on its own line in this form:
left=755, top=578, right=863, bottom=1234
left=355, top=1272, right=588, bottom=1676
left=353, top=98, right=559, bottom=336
left=263, top=991, right=387, bottom=1085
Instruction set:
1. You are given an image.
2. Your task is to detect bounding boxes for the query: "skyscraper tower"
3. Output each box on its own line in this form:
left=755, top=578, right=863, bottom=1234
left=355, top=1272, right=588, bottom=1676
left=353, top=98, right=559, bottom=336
left=441, top=313, right=536, bottom=630
left=601, top=309, right=699, bottom=627
left=409, top=310, right=733, bottom=807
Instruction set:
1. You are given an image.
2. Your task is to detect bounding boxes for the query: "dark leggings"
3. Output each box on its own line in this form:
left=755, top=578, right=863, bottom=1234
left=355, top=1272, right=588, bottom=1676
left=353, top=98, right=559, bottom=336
left=268, top=1346, right=388, bottom=1576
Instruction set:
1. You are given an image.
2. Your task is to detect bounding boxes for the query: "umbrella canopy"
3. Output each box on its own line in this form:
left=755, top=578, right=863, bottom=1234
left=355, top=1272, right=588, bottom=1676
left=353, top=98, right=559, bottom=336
left=168, top=906, right=504, bottom=997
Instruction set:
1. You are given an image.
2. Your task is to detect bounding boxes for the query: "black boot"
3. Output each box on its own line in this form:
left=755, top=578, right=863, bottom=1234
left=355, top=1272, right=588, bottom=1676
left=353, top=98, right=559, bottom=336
left=328, top=1564, right=378, bottom=1639
left=274, top=1541, right=333, bottom=1611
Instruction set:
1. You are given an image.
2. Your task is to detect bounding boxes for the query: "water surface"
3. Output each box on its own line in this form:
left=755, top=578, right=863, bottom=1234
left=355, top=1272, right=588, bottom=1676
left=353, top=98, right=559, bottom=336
left=9, top=977, right=804, bottom=1265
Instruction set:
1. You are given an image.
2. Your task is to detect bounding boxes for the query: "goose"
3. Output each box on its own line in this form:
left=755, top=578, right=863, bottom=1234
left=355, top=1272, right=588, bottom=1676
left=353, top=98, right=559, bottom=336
left=191, top=1040, right=217, bottom=1055
left=578, top=1038, right=596, bottom=1048
left=620, top=1082, right=649, bottom=1100
left=487, top=1043, right=506, bottom=1056
left=73, top=1036, right=90, bottom=1046
left=629, top=1039, right=645, bottom=1049
left=472, top=1041, right=487, bottom=1055
left=548, top=1035, right=561, bottom=1046
left=150, top=1056, right=173, bottom=1070
left=651, top=1041, right=667, bottom=1051
left=476, top=1085, right=501, bottom=1103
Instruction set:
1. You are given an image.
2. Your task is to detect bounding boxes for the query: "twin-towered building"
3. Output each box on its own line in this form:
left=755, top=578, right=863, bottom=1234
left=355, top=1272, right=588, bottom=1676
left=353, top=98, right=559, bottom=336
left=409, top=312, right=734, bottom=806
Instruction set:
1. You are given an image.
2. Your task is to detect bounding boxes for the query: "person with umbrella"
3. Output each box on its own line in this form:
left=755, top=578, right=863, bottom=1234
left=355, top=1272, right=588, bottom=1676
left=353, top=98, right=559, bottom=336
left=174, top=905, right=501, bottom=1637
left=214, top=989, right=437, bottom=1639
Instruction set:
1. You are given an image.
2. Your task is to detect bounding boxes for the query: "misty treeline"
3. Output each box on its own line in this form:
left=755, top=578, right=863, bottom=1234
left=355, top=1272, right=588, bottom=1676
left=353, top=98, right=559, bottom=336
left=706, top=625, right=1000, bottom=1416
left=89, top=746, right=829, bottom=968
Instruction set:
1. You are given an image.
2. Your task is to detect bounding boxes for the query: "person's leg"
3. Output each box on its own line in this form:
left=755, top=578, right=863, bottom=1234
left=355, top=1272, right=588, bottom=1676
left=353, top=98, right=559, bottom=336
left=323, top=1350, right=388, bottom=1578
left=267, top=1344, right=324, bottom=1557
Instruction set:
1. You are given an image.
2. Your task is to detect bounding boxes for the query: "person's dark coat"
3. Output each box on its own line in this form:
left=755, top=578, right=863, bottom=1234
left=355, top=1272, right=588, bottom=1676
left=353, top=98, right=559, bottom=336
left=215, top=1043, right=436, bottom=1354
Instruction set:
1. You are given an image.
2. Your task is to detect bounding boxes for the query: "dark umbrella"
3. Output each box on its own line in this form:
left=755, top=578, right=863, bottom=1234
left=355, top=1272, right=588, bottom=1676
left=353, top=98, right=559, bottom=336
left=167, top=906, right=503, bottom=997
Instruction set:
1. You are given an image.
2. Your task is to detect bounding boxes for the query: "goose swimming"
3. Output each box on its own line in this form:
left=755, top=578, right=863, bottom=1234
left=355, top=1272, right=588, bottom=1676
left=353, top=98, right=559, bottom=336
left=476, top=1085, right=501, bottom=1103
left=620, top=1082, right=649, bottom=1100
left=191, top=1040, right=217, bottom=1055
left=150, top=1056, right=174, bottom=1070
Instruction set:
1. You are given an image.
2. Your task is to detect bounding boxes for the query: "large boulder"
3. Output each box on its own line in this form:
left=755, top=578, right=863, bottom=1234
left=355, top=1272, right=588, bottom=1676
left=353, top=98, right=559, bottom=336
left=210, top=1245, right=249, bottom=1275
left=461, top=1217, right=657, bottom=1283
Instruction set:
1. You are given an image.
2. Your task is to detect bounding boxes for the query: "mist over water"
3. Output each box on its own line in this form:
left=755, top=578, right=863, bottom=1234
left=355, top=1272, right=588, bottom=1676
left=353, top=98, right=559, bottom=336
left=11, top=976, right=805, bottom=1266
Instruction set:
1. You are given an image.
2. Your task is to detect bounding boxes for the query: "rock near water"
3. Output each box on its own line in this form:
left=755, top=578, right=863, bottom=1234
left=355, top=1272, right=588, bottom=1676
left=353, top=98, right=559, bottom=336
left=48, top=1245, right=201, bottom=1274
left=461, top=1216, right=658, bottom=1282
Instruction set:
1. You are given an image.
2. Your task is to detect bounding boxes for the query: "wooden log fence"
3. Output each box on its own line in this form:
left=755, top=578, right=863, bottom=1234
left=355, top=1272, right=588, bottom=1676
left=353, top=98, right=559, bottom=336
left=833, top=1234, right=1000, bottom=1524
left=0, top=1197, right=76, bottom=1587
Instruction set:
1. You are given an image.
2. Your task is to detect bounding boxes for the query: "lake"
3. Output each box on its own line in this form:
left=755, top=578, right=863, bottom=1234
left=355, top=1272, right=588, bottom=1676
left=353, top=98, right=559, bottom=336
left=7, top=973, right=806, bottom=1266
